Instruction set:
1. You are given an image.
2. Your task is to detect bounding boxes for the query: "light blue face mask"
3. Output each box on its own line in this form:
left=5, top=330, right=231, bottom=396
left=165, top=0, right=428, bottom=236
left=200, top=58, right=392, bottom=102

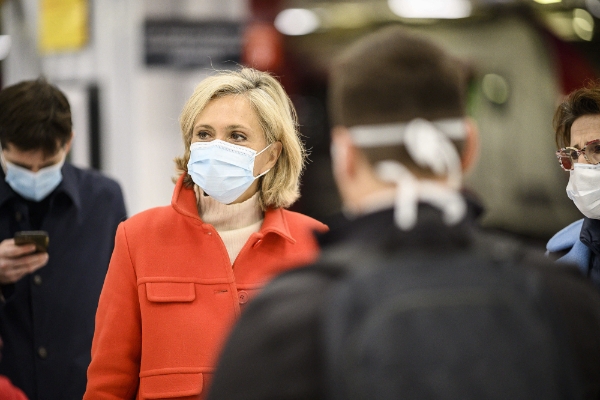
left=187, top=140, right=272, bottom=204
left=3, top=158, right=65, bottom=201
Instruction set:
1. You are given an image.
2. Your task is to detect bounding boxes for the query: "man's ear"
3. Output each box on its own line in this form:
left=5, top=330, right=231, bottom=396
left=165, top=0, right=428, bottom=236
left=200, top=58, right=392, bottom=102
left=64, top=131, right=75, bottom=154
left=331, top=126, right=357, bottom=178
left=461, top=117, right=479, bottom=173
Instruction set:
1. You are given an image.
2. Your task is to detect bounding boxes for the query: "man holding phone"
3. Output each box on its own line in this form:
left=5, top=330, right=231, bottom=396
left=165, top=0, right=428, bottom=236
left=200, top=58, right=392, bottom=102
left=0, top=78, right=126, bottom=399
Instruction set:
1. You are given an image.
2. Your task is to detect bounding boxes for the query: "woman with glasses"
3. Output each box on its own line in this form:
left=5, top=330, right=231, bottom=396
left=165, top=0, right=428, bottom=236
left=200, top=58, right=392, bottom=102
left=547, top=82, right=600, bottom=289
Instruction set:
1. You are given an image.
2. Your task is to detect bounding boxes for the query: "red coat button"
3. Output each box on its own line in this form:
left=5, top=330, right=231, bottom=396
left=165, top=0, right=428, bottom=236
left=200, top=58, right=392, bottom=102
left=238, top=290, right=249, bottom=304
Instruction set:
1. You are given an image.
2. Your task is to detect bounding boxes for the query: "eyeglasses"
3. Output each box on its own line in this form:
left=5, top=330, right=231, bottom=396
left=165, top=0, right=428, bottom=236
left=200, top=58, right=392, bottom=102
left=556, top=139, right=600, bottom=171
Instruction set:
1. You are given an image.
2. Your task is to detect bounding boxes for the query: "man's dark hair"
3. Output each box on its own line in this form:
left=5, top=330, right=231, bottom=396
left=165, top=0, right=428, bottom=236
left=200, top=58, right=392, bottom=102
left=328, top=26, right=468, bottom=128
left=328, top=26, right=470, bottom=177
left=554, top=82, right=600, bottom=149
left=0, top=77, right=72, bottom=157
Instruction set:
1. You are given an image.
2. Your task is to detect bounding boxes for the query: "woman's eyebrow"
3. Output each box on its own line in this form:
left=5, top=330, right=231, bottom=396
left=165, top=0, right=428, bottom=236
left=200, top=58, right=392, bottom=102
left=226, top=124, right=249, bottom=130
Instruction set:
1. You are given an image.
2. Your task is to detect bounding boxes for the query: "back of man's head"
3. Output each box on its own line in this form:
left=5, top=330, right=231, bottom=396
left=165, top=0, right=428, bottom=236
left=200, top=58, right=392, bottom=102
left=328, top=26, right=471, bottom=178
left=0, top=77, right=72, bottom=157
left=327, top=26, right=475, bottom=229
left=329, top=26, right=468, bottom=128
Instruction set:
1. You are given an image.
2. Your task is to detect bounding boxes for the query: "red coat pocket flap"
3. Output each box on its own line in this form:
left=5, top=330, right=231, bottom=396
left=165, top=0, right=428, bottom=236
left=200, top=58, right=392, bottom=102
left=145, top=282, right=196, bottom=303
left=140, top=372, right=203, bottom=399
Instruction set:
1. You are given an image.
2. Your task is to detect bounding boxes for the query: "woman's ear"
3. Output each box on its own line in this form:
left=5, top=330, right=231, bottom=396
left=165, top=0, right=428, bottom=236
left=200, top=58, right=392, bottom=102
left=264, top=141, right=282, bottom=171
left=461, top=117, right=479, bottom=173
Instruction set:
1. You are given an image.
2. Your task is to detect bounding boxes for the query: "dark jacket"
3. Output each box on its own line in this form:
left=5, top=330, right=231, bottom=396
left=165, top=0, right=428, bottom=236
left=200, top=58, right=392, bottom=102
left=208, top=205, right=600, bottom=400
left=0, top=163, right=126, bottom=400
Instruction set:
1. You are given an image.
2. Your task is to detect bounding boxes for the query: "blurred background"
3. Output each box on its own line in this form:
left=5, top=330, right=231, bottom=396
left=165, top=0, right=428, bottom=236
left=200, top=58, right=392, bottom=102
left=1, top=0, right=599, bottom=244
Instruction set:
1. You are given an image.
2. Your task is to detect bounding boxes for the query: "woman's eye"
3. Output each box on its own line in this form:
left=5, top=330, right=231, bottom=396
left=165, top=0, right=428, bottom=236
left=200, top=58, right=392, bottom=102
left=196, top=130, right=211, bottom=139
left=230, top=132, right=246, bottom=141
left=565, top=149, right=579, bottom=159
left=591, top=144, right=600, bottom=155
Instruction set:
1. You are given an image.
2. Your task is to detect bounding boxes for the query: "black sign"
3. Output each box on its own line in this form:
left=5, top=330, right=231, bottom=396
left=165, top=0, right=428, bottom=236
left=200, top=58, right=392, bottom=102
left=144, top=20, right=243, bottom=68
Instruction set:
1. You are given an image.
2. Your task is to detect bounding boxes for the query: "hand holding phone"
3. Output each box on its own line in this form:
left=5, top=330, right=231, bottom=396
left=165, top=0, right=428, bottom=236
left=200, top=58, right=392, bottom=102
left=0, top=232, right=49, bottom=284
left=14, top=231, right=49, bottom=253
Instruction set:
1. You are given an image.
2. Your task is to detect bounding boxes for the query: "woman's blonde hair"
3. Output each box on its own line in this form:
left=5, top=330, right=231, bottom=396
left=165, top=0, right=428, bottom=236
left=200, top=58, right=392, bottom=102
left=175, top=68, right=305, bottom=210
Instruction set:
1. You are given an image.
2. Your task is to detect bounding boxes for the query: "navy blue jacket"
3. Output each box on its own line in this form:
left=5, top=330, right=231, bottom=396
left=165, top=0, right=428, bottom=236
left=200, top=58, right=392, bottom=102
left=0, top=162, right=126, bottom=400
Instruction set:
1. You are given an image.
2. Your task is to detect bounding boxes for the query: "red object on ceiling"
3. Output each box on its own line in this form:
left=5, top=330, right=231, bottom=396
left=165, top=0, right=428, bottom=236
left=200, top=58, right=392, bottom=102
left=242, top=22, right=284, bottom=73
left=543, top=30, right=599, bottom=94
left=243, top=0, right=298, bottom=91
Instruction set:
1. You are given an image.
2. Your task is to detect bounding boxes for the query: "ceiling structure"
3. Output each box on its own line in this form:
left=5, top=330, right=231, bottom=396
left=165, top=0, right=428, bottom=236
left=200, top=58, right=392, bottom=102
left=267, top=0, right=600, bottom=82
left=274, top=0, right=599, bottom=41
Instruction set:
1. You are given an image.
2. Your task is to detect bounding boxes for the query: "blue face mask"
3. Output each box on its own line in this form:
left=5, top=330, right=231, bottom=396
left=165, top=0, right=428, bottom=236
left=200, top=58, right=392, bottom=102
left=3, top=158, right=65, bottom=201
left=187, top=140, right=272, bottom=204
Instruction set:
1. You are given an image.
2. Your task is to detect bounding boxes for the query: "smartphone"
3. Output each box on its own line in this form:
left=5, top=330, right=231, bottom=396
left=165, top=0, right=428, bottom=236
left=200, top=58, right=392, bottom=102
left=14, top=231, right=50, bottom=253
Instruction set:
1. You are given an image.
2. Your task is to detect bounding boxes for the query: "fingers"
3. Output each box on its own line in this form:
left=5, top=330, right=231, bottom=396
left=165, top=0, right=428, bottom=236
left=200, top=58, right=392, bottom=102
left=0, top=239, right=37, bottom=258
left=0, top=252, right=48, bottom=284
left=0, top=238, right=49, bottom=284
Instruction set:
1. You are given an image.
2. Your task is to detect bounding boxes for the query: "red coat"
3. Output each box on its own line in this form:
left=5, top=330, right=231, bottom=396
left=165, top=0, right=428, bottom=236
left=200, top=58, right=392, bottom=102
left=84, top=176, right=327, bottom=400
left=0, top=376, right=28, bottom=400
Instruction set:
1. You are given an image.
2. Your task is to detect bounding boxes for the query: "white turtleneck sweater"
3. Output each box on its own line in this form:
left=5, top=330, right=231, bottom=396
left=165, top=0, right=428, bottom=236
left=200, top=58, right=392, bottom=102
left=195, top=186, right=264, bottom=264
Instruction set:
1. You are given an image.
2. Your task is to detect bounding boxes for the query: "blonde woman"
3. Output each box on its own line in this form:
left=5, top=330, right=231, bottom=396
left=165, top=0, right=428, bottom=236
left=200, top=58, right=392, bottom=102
left=84, top=68, right=327, bottom=400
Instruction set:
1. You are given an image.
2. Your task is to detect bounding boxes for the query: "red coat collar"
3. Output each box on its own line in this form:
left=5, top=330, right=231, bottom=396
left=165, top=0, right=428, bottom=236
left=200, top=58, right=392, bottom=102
left=170, top=175, right=295, bottom=243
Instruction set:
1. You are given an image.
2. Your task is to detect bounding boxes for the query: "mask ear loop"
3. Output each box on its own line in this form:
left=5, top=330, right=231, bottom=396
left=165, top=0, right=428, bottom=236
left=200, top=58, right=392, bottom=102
left=253, top=142, right=274, bottom=178
left=255, top=142, right=273, bottom=157
left=376, top=161, right=419, bottom=230
left=417, top=181, right=467, bottom=226
left=404, top=118, right=462, bottom=190
left=374, top=119, right=467, bottom=231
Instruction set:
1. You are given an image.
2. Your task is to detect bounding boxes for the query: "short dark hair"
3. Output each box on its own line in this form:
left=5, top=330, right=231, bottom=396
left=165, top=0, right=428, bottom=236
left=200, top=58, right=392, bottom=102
left=554, top=82, right=600, bottom=149
left=328, top=26, right=468, bottom=128
left=0, top=77, right=72, bottom=157
left=328, top=26, right=470, bottom=177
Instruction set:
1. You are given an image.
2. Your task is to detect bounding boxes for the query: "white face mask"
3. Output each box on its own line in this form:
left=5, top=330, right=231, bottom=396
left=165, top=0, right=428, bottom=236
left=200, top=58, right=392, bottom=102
left=187, top=140, right=272, bottom=204
left=566, top=163, right=600, bottom=219
left=1, top=154, right=65, bottom=202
